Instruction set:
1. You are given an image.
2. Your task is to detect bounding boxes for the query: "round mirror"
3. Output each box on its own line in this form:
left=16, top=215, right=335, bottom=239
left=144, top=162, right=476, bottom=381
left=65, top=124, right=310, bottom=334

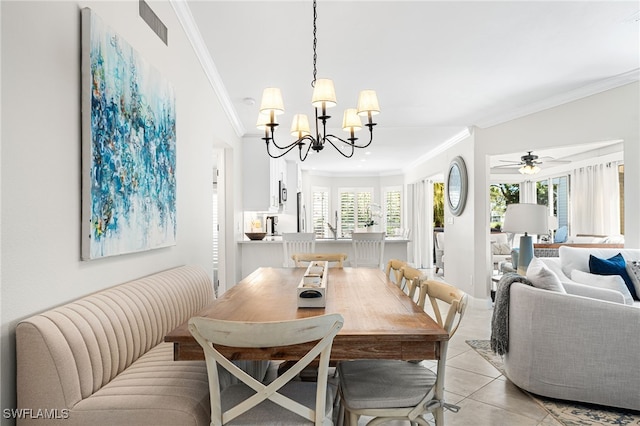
left=446, top=156, right=468, bottom=216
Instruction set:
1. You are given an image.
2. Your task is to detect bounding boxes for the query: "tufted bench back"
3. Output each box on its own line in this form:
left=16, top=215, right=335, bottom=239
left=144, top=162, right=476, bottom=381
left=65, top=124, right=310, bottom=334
left=16, top=265, right=213, bottom=409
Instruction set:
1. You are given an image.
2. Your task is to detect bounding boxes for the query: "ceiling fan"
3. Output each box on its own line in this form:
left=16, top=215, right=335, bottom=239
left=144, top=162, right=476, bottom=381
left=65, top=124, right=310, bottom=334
left=495, top=151, right=571, bottom=174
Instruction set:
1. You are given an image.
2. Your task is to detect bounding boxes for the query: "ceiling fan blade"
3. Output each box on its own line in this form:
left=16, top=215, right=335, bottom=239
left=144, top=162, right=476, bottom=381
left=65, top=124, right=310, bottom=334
left=493, top=163, right=521, bottom=169
left=538, top=156, right=571, bottom=164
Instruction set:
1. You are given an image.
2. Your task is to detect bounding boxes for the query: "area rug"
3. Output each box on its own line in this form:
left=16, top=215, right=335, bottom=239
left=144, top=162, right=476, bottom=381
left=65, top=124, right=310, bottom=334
left=466, top=340, right=640, bottom=426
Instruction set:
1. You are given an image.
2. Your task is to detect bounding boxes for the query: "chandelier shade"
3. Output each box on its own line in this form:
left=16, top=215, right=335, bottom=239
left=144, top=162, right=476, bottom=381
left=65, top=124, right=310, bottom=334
left=357, top=90, right=381, bottom=116
left=256, top=112, right=277, bottom=130
left=311, top=78, right=337, bottom=109
left=342, top=109, right=362, bottom=133
left=290, top=114, right=311, bottom=138
left=256, top=0, right=379, bottom=161
left=259, top=88, right=285, bottom=116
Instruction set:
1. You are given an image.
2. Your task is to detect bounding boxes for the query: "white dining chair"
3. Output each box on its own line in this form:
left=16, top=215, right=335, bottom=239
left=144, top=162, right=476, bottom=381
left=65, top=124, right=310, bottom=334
left=189, top=313, right=344, bottom=425
left=385, top=259, right=408, bottom=289
left=282, top=233, right=316, bottom=267
left=351, top=232, right=385, bottom=269
left=337, top=280, right=468, bottom=426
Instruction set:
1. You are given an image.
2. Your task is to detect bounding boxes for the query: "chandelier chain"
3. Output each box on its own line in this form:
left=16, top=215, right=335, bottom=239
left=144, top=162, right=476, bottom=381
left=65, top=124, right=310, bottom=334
left=311, top=0, right=317, bottom=87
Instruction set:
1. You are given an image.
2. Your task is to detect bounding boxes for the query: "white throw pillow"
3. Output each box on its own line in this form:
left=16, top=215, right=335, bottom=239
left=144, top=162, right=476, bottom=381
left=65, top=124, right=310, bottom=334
left=526, top=257, right=566, bottom=293
left=491, top=242, right=511, bottom=255
left=626, top=261, right=640, bottom=300
left=571, top=269, right=634, bottom=305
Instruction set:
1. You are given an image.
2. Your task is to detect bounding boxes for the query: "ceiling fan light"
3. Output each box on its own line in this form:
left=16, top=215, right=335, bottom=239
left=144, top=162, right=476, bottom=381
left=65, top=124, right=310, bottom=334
left=290, top=114, right=311, bottom=137
left=357, top=90, right=380, bottom=116
left=259, top=87, right=285, bottom=115
left=519, top=164, right=541, bottom=175
left=311, top=79, right=337, bottom=108
left=342, top=108, right=362, bottom=132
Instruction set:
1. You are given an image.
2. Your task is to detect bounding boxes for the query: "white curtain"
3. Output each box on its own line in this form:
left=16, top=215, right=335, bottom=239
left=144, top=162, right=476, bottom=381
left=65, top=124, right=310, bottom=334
left=408, top=180, right=433, bottom=268
left=570, top=162, right=621, bottom=235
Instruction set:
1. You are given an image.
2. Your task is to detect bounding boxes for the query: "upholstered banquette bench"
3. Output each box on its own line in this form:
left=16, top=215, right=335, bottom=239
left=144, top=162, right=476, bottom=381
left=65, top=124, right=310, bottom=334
left=16, top=265, right=266, bottom=426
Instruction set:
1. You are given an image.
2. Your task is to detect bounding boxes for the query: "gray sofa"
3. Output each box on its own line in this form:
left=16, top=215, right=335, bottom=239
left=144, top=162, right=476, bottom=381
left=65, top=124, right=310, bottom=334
left=16, top=265, right=267, bottom=426
left=504, top=247, right=640, bottom=411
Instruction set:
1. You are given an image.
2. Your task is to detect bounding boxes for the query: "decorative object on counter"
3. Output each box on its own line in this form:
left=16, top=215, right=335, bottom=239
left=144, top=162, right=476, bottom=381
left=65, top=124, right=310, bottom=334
left=256, top=0, right=380, bottom=161
left=297, top=261, right=328, bottom=308
left=245, top=232, right=267, bottom=241
left=502, top=203, right=548, bottom=275
left=249, top=219, right=263, bottom=232
left=364, top=203, right=382, bottom=229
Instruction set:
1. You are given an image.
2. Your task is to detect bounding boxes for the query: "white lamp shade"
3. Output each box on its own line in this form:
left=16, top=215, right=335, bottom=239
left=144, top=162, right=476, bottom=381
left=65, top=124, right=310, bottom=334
left=290, top=114, right=311, bottom=137
left=502, top=203, right=549, bottom=235
left=256, top=112, right=277, bottom=130
left=342, top=108, right=362, bottom=133
left=259, top=87, right=285, bottom=115
left=311, top=79, right=337, bottom=108
left=356, top=90, right=380, bottom=116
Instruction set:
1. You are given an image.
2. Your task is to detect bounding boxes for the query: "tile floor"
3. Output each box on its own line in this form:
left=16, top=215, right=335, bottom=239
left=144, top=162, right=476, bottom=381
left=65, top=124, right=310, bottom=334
left=356, top=269, right=562, bottom=426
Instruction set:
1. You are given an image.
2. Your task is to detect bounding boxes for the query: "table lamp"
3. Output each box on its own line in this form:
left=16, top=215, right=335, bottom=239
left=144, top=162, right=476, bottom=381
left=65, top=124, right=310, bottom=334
left=502, top=204, right=549, bottom=275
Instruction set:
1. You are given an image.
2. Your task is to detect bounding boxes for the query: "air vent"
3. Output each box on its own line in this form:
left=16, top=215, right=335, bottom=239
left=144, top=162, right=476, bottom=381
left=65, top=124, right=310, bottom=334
left=139, top=0, right=168, bottom=45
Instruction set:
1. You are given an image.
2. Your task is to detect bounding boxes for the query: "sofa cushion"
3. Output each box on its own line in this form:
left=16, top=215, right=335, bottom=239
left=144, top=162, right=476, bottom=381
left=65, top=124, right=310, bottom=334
left=627, top=261, right=640, bottom=299
left=72, top=343, right=210, bottom=426
left=571, top=270, right=633, bottom=305
left=491, top=242, right=511, bottom=255
left=589, top=253, right=639, bottom=301
left=526, top=257, right=566, bottom=293
left=558, top=246, right=640, bottom=279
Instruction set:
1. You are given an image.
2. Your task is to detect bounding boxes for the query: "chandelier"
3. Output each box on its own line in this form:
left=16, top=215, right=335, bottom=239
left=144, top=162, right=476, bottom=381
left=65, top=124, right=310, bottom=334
left=256, top=0, right=380, bottom=161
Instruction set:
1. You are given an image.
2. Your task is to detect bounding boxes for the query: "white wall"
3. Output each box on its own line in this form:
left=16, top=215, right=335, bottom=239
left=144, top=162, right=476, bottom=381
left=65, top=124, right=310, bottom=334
left=0, top=1, right=241, bottom=419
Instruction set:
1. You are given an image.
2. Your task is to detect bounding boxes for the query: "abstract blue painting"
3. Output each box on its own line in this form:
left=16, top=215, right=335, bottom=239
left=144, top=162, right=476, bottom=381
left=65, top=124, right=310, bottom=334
left=81, top=9, right=176, bottom=260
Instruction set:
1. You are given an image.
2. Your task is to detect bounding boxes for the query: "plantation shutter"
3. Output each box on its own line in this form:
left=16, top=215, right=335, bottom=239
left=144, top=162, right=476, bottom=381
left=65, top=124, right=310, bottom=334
left=385, top=189, right=402, bottom=235
left=312, top=189, right=329, bottom=237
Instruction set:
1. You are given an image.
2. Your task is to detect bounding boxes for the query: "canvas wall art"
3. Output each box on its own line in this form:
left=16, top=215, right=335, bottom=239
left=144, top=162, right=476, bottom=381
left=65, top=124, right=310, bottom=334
left=81, top=8, right=176, bottom=260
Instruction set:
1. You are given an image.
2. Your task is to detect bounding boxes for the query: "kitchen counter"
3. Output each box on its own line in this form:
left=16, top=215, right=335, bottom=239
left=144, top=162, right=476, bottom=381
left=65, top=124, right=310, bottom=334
left=238, top=236, right=411, bottom=279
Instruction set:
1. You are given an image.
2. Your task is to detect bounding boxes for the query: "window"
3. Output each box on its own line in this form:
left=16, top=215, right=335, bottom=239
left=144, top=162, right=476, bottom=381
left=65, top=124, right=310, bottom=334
left=489, top=183, right=520, bottom=231
left=339, top=188, right=372, bottom=237
left=311, top=187, right=329, bottom=238
left=383, top=187, right=402, bottom=236
left=536, top=176, right=568, bottom=227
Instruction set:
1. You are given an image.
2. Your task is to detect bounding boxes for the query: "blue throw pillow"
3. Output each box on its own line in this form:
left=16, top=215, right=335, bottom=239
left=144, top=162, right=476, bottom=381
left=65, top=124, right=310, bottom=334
left=589, top=253, right=639, bottom=300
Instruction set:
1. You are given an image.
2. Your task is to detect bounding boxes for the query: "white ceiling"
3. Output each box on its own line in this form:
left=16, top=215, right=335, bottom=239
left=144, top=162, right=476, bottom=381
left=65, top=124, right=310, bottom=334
left=184, top=0, right=639, bottom=175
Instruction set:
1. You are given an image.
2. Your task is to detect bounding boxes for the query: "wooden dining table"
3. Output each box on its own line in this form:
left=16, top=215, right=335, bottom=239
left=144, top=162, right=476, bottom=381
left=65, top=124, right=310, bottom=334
left=164, top=267, right=449, bottom=361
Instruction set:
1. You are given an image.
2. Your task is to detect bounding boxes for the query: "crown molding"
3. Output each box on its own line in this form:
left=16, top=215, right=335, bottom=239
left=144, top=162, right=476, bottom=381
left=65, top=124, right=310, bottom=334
left=476, top=69, right=640, bottom=129
left=306, top=169, right=404, bottom=178
left=402, top=127, right=472, bottom=174
left=170, top=0, right=245, bottom=138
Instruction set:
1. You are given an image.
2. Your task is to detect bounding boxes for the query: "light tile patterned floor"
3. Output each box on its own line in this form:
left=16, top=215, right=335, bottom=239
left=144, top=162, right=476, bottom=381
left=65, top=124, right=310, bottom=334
left=356, top=268, right=561, bottom=426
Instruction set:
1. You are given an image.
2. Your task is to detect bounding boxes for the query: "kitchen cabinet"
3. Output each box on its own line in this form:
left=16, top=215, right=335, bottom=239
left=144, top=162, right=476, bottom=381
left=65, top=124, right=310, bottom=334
left=269, top=158, right=286, bottom=211
left=242, top=137, right=286, bottom=211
